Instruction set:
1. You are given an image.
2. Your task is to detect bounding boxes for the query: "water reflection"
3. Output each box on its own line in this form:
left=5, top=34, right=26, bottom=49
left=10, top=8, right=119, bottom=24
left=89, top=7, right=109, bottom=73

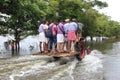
left=104, top=41, right=120, bottom=80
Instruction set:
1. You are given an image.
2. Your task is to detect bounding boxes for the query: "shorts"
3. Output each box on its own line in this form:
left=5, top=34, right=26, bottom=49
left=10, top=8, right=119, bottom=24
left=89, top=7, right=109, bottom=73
left=38, top=32, right=48, bottom=43
left=57, top=34, right=65, bottom=43
left=67, top=31, right=76, bottom=41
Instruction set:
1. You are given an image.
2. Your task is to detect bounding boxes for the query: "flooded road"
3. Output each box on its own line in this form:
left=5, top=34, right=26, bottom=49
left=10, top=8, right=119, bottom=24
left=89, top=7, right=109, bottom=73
left=0, top=35, right=120, bottom=80
left=0, top=50, right=104, bottom=80
left=104, top=42, right=120, bottom=80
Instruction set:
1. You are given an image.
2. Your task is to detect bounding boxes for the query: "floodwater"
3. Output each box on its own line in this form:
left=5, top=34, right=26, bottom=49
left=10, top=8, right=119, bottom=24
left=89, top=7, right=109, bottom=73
left=0, top=50, right=104, bottom=80
left=0, top=35, right=120, bottom=80
left=104, top=42, right=120, bottom=80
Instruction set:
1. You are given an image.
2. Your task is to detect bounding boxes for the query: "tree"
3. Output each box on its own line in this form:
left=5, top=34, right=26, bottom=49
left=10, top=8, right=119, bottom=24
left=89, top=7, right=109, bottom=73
left=45, top=0, right=59, bottom=21
left=58, top=0, right=83, bottom=20
left=109, top=21, right=120, bottom=38
left=1, top=0, right=120, bottom=43
left=95, top=13, right=110, bottom=37
left=82, top=9, right=99, bottom=38
left=0, top=0, right=49, bottom=50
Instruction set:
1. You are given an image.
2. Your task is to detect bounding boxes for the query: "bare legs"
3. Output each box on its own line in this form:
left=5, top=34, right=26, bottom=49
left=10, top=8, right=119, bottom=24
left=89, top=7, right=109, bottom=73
left=39, top=42, right=42, bottom=53
left=57, top=42, right=64, bottom=53
left=67, top=40, right=75, bottom=52
left=44, top=42, right=48, bottom=53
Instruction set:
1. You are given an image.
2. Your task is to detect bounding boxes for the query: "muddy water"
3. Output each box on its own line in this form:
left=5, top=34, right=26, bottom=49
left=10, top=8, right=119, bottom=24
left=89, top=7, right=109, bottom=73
left=0, top=50, right=104, bottom=80
left=1, top=35, right=120, bottom=80
left=104, top=42, right=120, bottom=80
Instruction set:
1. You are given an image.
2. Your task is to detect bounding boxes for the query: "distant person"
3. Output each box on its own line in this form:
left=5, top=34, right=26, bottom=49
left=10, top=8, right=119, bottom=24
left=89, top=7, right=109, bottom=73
left=11, top=40, right=15, bottom=54
left=4, top=41, right=10, bottom=50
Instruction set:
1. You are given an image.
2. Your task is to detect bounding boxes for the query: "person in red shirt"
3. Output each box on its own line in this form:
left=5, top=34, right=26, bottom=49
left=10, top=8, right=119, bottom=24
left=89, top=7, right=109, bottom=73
left=49, top=20, right=57, bottom=53
left=11, top=40, right=15, bottom=54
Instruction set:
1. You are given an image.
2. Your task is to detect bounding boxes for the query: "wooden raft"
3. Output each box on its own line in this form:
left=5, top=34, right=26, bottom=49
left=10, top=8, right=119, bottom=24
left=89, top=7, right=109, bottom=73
left=32, top=52, right=79, bottom=57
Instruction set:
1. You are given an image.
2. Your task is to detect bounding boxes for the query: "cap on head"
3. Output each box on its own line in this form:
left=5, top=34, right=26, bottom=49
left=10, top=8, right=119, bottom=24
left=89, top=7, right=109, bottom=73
left=65, top=19, right=70, bottom=22
left=72, top=18, right=76, bottom=22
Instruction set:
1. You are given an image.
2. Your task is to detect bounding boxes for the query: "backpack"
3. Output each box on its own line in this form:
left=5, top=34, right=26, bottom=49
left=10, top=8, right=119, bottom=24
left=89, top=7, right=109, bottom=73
left=45, top=24, right=53, bottom=38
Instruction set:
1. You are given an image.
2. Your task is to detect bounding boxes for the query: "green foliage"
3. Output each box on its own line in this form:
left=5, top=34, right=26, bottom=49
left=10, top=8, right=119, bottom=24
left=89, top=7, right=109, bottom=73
left=95, top=13, right=110, bottom=36
left=0, top=0, right=49, bottom=35
left=82, top=9, right=99, bottom=37
left=0, top=0, right=120, bottom=38
left=108, top=21, right=120, bottom=38
left=58, top=0, right=83, bottom=20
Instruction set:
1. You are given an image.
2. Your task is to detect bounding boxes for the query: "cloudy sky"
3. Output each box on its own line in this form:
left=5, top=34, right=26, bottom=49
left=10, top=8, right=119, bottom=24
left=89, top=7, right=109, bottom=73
left=99, top=0, right=120, bottom=22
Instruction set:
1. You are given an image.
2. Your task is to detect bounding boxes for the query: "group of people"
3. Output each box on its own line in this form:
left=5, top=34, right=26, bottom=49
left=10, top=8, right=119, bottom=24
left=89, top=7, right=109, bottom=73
left=38, top=18, right=81, bottom=53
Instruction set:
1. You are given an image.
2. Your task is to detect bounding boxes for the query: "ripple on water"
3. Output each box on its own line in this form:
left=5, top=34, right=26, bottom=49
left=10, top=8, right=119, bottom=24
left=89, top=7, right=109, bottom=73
left=0, top=50, right=104, bottom=80
left=73, top=50, right=104, bottom=80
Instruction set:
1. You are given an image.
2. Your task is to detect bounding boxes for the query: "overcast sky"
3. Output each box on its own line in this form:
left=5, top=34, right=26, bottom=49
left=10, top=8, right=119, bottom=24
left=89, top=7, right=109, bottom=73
left=99, top=0, right=120, bottom=22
